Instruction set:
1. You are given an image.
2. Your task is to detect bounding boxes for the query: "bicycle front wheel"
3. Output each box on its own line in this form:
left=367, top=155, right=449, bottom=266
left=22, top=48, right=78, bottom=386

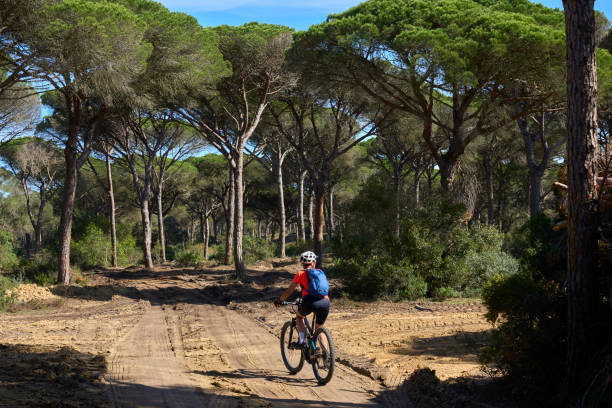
left=311, top=327, right=335, bottom=384
left=280, top=320, right=304, bottom=374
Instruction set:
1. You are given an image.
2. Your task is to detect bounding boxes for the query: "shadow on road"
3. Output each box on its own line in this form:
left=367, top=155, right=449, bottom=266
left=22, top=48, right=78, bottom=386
left=0, top=343, right=108, bottom=407
left=50, top=266, right=295, bottom=306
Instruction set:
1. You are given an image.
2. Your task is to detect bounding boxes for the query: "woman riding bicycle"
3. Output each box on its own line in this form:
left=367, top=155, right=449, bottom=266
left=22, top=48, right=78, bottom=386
left=274, top=251, right=330, bottom=347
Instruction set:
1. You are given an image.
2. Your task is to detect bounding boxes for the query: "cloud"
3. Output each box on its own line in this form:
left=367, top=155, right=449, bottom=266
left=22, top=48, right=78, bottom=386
left=157, top=0, right=360, bottom=12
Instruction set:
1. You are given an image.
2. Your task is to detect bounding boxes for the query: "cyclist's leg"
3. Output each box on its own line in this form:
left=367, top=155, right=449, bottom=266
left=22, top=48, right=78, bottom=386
left=296, top=311, right=306, bottom=341
left=312, top=298, right=330, bottom=348
left=297, top=297, right=315, bottom=344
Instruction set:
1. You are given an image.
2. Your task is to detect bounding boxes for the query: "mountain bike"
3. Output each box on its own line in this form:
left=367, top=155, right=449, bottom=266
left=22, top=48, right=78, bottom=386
left=279, top=298, right=335, bottom=385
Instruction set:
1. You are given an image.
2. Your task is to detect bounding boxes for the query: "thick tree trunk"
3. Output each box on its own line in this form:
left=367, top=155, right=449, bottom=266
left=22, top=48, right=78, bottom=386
left=106, top=152, right=117, bottom=268
left=225, top=168, right=235, bottom=265
left=297, top=170, right=306, bottom=242
left=563, top=0, right=600, bottom=392
left=140, top=199, right=154, bottom=269
left=57, top=145, right=78, bottom=284
left=439, top=159, right=460, bottom=193
left=314, top=182, right=325, bottom=267
left=156, top=182, right=166, bottom=263
left=233, top=153, right=245, bottom=278
left=264, top=220, right=270, bottom=241
left=528, top=168, right=545, bottom=217
left=275, top=158, right=286, bottom=258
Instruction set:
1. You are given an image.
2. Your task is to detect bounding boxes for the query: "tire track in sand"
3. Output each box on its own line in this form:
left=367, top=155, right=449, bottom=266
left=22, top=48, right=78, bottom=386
left=107, top=306, right=234, bottom=407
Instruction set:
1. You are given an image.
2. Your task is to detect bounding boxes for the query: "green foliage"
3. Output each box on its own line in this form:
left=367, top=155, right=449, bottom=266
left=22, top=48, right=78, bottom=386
left=481, top=272, right=567, bottom=402
left=72, top=222, right=141, bottom=269
left=72, top=224, right=111, bottom=269
left=210, top=235, right=276, bottom=265
left=505, top=213, right=566, bottom=281
left=0, top=229, right=18, bottom=272
left=333, top=258, right=427, bottom=301
left=18, top=250, right=57, bottom=286
left=243, top=235, right=276, bottom=265
left=174, top=248, right=204, bottom=266
left=334, top=178, right=518, bottom=299
left=0, top=274, right=19, bottom=311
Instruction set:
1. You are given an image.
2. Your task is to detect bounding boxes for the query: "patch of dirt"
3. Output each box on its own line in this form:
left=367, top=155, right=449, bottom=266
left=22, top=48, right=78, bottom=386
left=6, top=283, right=58, bottom=303
left=0, top=263, right=514, bottom=407
left=0, top=344, right=109, bottom=408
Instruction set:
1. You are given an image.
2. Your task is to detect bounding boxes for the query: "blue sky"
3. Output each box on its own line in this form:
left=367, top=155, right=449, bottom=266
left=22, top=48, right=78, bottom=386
left=156, top=0, right=612, bottom=31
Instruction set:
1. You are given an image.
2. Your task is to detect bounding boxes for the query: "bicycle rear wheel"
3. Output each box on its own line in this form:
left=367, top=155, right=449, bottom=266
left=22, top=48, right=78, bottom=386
left=311, top=327, right=335, bottom=384
left=280, top=320, right=304, bottom=374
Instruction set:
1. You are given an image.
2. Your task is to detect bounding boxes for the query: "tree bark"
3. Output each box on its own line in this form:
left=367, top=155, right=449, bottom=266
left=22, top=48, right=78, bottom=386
left=314, top=182, right=325, bottom=267
left=105, top=152, right=118, bottom=268
left=394, top=174, right=401, bottom=238
left=224, top=168, right=235, bottom=265
left=328, top=186, right=335, bottom=238
left=156, top=181, right=166, bottom=263
left=482, top=153, right=495, bottom=225
left=57, top=100, right=81, bottom=284
left=308, top=190, right=314, bottom=241
left=205, top=216, right=210, bottom=260
left=233, top=152, right=245, bottom=278
left=563, top=0, right=600, bottom=393
left=275, top=154, right=286, bottom=258
left=297, top=170, right=306, bottom=242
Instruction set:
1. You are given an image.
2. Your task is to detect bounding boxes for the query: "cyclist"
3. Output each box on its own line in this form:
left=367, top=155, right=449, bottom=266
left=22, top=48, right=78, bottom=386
left=274, top=251, right=330, bottom=347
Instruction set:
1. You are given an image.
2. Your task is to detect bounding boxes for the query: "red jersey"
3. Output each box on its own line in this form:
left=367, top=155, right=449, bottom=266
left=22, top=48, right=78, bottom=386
left=292, top=269, right=310, bottom=296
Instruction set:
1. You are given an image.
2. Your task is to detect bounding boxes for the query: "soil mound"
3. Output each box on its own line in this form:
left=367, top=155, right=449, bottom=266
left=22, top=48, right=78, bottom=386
left=6, top=284, right=57, bottom=303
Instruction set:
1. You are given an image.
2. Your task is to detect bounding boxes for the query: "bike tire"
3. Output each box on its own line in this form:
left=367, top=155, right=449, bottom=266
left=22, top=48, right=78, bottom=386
left=280, top=320, right=304, bottom=374
left=311, top=327, right=335, bottom=384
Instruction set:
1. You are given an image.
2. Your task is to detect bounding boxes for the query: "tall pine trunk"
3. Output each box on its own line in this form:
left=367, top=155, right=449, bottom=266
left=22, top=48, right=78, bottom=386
left=205, top=216, right=210, bottom=260
left=233, top=152, right=245, bottom=278
left=105, top=152, right=118, bottom=268
left=308, top=190, right=314, bottom=241
left=275, top=156, right=286, bottom=258
left=225, top=168, right=235, bottom=265
left=58, top=139, right=79, bottom=284
left=297, top=170, right=306, bottom=242
left=314, top=182, right=325, bottom=267
left=57, top=94, right=86, bottom=284
left=563, top=0, right=600, bottom=392
left=156, top=182, right=166, bottom=263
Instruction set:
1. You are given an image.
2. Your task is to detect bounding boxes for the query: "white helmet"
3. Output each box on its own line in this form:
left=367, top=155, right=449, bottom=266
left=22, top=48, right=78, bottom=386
left=300, top=251, right=317, bottom=264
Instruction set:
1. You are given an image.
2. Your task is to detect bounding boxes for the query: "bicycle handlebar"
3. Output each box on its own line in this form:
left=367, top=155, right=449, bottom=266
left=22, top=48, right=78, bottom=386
left=280, top=298, right=301, bottom=306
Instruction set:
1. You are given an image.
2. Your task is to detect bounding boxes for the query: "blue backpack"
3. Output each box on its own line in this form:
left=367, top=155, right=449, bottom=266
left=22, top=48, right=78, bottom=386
left=306, top=268, right=329, bottom=298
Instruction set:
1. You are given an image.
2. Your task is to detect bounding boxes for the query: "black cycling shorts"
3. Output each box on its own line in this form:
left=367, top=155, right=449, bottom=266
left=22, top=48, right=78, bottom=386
left=298, top=294, right=330, bottom=325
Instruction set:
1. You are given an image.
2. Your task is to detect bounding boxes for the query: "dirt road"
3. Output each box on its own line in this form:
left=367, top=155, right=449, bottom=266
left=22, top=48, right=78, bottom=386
left=0, top=264, right=501, bottom=407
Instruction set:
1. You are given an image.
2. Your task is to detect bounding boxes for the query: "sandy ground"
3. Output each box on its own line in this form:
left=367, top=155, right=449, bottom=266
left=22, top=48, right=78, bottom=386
left=0, top=261, right=515, bottom=408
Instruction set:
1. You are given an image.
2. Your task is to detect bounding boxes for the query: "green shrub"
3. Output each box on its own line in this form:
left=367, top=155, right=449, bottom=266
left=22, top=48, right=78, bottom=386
left=0, top=229, right=18, bottom=272
left=480, top=271, right=567, bottom=402
left=72, top=222, right=142, bottom=268
left=333, top=259, right=427, bottom=301
left=71, top=223, right=110, bottom=268
left=19, top=250, right=56, bottom=286
left=0, top=274, right=19, bottom=310
left=433, top=286, right=457, bottom=301
left=243, top=235, right=276, bottom=264
left=117, top=235, right=141, bottom=266
left=175, top=248, right=204, bottom=266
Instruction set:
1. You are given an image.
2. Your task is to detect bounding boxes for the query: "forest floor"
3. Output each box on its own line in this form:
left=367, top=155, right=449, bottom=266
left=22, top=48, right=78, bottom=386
left=0, top=260, right=518, bottom=407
